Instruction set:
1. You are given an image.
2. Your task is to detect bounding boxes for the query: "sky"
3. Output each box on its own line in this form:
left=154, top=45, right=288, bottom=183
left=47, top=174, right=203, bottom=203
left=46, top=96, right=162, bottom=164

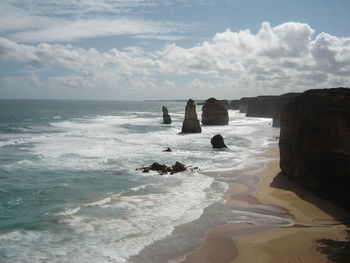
left=0, top=0, right=349, bottom=100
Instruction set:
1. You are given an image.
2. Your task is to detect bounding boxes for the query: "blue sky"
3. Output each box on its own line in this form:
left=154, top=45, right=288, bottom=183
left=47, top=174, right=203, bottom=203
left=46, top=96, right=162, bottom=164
left=0, top=0, right=349, bottom=100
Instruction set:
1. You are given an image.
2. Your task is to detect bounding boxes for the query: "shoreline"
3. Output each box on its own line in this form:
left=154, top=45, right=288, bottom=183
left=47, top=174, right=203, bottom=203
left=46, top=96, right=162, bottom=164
left=178, top=145, right=349, bottom=263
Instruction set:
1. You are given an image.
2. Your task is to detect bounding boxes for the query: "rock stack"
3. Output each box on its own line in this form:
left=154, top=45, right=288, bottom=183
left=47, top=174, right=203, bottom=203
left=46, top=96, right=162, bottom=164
left=181, top=99, right=202, bottom=133
left=202, top=97, right=229, bottom=125
left=279, top=88, right=350, bottom=211
left=162, top=106, right=171, bottom=124
left=211, top=134, right=227, bottom=148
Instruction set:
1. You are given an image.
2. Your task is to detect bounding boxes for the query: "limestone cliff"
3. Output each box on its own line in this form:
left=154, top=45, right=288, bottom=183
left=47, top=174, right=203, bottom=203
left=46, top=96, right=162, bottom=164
left=202, top=97, right=229, bottom=125
left=229, top=100, right=240, bottom=110
left=279, top=88, right=350, bottom=210
left=272, top=93, right=300, bottom=127
left=239, top=97, right=255, bottom=113
left=245, top=96, right=279, bottom=118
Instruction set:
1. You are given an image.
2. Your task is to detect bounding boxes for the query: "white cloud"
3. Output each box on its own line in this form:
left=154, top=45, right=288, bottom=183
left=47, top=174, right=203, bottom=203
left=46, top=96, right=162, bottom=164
left=1, top=0, right=220, bottom=43
left=0, top=22, right=349, bottom=99
left=0, top=0, right=193, bottom=43
left=9, top=18, right=177, bottom=42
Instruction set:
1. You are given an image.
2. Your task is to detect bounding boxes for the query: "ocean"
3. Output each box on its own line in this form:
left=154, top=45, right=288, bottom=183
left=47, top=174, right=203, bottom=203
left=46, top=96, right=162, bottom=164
left=0, top=100, right=290, bottom=263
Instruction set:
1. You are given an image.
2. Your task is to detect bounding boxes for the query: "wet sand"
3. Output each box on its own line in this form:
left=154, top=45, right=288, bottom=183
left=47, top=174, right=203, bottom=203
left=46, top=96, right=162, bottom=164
left=179, top=146, right=349, bottom=263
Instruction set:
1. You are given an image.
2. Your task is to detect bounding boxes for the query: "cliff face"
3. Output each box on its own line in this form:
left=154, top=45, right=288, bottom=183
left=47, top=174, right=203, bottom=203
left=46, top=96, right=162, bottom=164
left=239, top=97, right=255, bottom=113
left=245, top=96, right=279, bottom=118
left=272, top=93, right=300, bottom=127
left=279, top=88, right=350, bottom=210
left=202, top=97, right=229, bottom=125
left=181, top=99, right=202, bottom=133
left=228, top=100, right=240, bottom=110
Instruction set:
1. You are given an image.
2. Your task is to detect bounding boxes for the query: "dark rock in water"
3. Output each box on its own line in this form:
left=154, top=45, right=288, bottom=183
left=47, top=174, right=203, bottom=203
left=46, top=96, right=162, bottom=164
left=162, top=106, right=172, bottom=124
left=171, top=162, right=186, bottom=174
left=163, top=147, right=172, bottom=152
left=150, top=162, right=168, bottom=174
left=202, top=98, right=229, bottom=125
left=211, top=134, right=227, bottom=148
left=272, top=93, right=300, bottom=127
left=181, top=99, right=202, bottom=133
left=138, top=161, right=189, bottom=175
left=279, top=87, right=350, bottom=211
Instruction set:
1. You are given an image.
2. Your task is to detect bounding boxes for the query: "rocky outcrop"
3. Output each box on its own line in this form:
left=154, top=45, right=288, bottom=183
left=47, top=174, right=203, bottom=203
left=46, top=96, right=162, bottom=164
left=202, top=98, right=229, bottom=125
left=272, top=93, right=300, bottom=127
left=246, top=96, right=279, bottom=118
left=181, top=99, right=202, bottom=133
left=138, top=161, right=188, bottom=174
left=162, top=106, right=172, bottom=124
left=211, top=134, right=227, bottom=148
left=279, top=88, right=350, bottom=210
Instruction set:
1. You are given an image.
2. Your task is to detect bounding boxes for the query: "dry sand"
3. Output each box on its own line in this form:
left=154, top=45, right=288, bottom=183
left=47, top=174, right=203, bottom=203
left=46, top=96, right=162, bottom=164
left=180, top=146, right=349, bottom=263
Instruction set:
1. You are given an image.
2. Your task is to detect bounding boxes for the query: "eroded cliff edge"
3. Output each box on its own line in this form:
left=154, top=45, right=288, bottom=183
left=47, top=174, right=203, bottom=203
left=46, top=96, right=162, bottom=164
left=279, top=88, right=350, bottom=211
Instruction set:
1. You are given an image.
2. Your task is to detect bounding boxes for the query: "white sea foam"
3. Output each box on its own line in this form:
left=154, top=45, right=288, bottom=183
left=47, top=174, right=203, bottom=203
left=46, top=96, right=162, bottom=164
left=53, top=207, right=81, bottom=216
left=0, top=172, right=227, bottom=263
left=85, top=197, right=112, bottom=207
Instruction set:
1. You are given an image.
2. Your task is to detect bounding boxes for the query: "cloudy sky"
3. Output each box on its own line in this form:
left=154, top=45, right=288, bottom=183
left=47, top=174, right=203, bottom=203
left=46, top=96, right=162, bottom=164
left=0, top=0, right=349, bottom=100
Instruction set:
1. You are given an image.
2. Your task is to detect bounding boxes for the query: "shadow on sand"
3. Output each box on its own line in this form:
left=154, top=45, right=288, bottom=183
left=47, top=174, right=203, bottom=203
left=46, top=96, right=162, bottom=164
left=270, top=171, right=350, bottom=262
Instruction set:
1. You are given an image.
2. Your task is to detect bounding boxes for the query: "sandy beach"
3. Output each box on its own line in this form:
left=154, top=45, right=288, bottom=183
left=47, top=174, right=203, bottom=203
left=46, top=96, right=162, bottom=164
left=180, top=146, right=349, bottom=263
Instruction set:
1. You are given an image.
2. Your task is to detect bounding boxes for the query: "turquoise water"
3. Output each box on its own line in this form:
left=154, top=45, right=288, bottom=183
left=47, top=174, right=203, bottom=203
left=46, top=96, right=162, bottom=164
left=0, top=100, right=282, bottom=263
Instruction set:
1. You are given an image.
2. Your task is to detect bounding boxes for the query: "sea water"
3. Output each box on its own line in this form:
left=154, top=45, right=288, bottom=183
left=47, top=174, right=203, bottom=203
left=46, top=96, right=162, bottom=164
left=0, top=100, right=288, bottom=263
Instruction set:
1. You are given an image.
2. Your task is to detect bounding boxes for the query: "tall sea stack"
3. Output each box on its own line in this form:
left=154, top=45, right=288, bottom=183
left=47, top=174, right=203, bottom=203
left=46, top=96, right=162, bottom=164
left=181, top=99, right=202, bottom=133
left=162, top=106, right=171, bottom=124
left=279, top=88, right=350, bottom=210
left=202, top=97, right=229, bottom=125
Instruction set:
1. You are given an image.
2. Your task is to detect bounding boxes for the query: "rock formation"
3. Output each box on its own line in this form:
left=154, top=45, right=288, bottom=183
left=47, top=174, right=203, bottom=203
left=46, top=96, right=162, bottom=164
left=162, top=106, right=172, bottom=124
left=272, top=93, right=300, bottom=127
left=138, top=161, right=187, bottom=175
left=181, top=99, right=202, bottom=133
left=211, top=134, right=227, bottom=148
left=202, top=98, right=229, bottom=125
left=245, top=96, right=279, bottom=118
left=279, top=88, right=350, bottom=211
left=239, top=97, right=255, bottom=113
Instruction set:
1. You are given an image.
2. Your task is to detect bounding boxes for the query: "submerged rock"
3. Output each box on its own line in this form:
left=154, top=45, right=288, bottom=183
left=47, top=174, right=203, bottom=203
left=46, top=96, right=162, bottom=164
left=279, top=87, right=350, bottom=211
left=162, top=106, right=172, bottom=124
left=181, top=99, right=202, bottom=133
left=211, top=134, right=227, bottom=148
left=202, top=97, right=229, bottom=125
